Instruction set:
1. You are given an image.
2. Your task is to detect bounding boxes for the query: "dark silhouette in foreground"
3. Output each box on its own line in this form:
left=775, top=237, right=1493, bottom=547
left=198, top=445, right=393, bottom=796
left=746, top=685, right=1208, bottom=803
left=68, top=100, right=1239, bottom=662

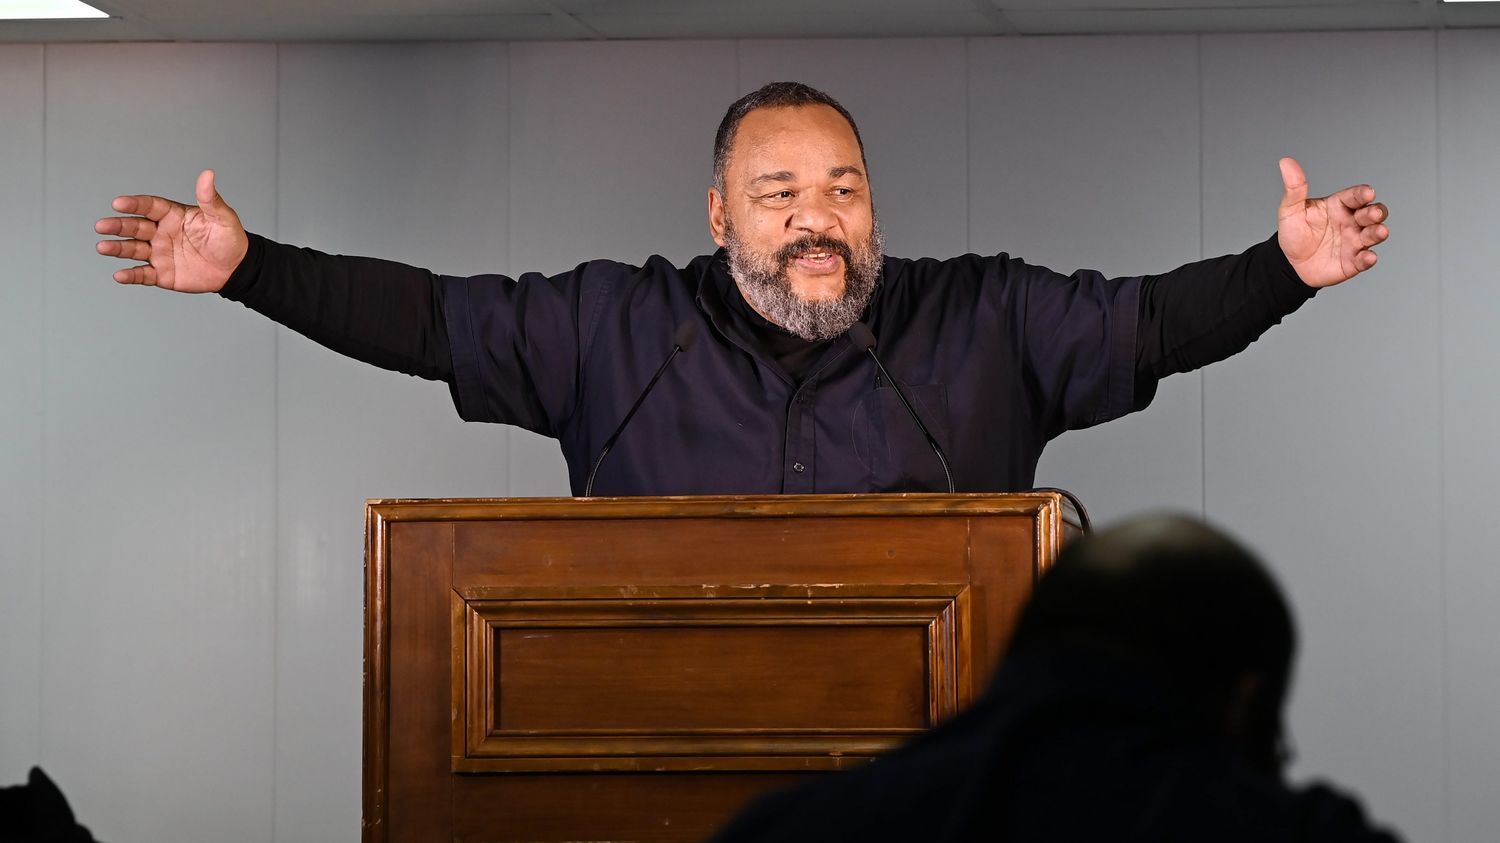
left=710, top=514, right=1403, bottom=842
left=0, top=767, right=100, bottom=843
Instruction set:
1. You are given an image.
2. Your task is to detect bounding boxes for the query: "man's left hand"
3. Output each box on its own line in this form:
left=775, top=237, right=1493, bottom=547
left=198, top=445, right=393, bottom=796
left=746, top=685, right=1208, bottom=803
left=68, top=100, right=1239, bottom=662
left=1276, top=157, right=1390, bottom=289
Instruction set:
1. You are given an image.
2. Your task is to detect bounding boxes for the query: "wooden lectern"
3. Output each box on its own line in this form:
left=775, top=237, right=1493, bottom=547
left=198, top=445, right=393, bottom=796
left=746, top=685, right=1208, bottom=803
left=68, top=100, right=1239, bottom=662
left=364, top=493, right=1080, bottom=842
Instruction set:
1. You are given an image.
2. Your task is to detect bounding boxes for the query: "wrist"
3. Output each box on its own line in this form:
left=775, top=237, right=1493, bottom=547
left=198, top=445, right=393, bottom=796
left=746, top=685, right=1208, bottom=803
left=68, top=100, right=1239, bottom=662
left=218, top=233, right=265, bottom=301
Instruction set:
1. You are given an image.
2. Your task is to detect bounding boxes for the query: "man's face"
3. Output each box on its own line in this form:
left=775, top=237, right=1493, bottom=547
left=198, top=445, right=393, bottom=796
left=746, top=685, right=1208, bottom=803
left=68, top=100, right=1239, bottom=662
left=708, top=104, right=884, bottom=341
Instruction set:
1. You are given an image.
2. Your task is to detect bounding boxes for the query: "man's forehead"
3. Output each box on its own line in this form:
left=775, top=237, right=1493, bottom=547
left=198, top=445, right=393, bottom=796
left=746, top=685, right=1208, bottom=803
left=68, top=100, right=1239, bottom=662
left=729, top=104, right=863, bottom=172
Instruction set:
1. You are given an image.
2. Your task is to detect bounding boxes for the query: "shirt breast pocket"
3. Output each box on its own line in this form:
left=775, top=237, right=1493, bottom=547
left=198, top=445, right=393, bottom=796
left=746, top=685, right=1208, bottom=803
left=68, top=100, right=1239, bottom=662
left=852, top=383, right=952, bottom=492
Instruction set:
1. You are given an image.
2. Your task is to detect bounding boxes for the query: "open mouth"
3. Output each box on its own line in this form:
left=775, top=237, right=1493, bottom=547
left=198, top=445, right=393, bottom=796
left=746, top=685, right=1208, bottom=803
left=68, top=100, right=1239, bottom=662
left=779, top=235, right=853, bottom=276
left=791, top=250, right=842, bottom=274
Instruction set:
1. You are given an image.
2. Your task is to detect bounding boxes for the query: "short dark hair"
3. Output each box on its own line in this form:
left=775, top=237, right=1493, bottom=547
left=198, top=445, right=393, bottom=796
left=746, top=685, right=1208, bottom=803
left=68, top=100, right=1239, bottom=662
left=712, top=81, right=867, bottom=192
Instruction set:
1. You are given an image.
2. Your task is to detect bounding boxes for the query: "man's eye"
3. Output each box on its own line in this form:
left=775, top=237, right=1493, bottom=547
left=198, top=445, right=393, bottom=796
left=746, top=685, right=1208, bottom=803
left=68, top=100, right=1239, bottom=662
left=832, top=187, right=854, bottom=197
left=770, top=191, right=794, bottom=200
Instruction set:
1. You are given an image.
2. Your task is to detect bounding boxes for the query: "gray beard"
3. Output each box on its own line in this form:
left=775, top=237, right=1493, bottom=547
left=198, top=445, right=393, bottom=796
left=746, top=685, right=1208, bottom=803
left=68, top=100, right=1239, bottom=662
left=724, top=219, right=885, bottom=342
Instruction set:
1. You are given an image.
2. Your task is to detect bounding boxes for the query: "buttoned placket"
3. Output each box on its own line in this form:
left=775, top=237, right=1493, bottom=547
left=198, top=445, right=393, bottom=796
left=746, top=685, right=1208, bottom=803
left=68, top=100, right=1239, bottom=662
left=782, top=381, right=816, bottom=492
left=693, top=305, right=848, bottom=493
left=695, top=252, right=878, bottom=493
left=777, top=339, right=852, bottom=491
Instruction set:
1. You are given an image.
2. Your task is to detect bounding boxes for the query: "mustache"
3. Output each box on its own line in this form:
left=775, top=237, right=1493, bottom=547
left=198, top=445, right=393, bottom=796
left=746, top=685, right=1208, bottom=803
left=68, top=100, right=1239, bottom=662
left=775, top=234, right=854, bottom=268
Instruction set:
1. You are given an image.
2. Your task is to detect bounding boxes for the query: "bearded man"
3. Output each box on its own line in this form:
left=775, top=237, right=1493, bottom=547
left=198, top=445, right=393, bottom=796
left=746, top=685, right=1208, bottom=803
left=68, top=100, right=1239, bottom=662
left=95, top=82, right=1390, bottom=496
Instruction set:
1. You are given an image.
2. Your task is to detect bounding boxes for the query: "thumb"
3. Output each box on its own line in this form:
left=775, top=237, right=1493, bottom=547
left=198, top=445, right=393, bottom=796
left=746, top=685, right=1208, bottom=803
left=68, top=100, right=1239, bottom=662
left=195, top=168, right=231, bottom=220
left=1278, top=157, right=1308, bottom=214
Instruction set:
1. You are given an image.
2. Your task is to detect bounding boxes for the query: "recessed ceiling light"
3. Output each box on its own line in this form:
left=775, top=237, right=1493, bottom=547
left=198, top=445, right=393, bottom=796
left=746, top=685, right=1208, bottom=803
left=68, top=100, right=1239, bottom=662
left=1443, top=0, right=1500, bottom=4
left=0, top=0, right=107, bottom=20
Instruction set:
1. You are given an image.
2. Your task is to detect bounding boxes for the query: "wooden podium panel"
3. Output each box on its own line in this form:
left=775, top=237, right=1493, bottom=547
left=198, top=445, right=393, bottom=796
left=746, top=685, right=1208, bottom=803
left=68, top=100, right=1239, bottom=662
left=364, top=494, right=1076, bottom=842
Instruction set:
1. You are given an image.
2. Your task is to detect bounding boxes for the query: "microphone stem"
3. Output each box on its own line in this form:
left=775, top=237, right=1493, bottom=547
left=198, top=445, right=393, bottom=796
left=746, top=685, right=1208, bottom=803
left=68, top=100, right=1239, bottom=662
left=583, top=345, right=683, bottom=497
left=863, top=350, right=955, bottom=494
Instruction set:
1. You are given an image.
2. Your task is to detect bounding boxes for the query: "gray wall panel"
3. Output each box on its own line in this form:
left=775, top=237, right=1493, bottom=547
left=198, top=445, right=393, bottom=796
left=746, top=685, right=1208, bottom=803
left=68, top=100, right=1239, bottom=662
left=736, top=38, right=968, bottom=261
left=969, top=35, right=1204, bottom=516
left=22, top=31, right=1499, bottom=840
left=505, top=41, right=738, bottom=495
left=0, top=44, right=45, bottom=784
left=41, top=43, right=278, bottom=841
left=1201, top=31, right=1442, bottom=840
left=274, top=42, right=510, bottom=841
left=1437, top=28, right=1500, bottom=843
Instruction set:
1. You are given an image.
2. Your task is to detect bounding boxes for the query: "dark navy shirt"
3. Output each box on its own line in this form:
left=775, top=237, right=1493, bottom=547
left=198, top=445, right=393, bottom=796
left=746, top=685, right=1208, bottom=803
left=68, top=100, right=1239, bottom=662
left=443, top=250, right=1141, bottom=496
left=222, top=230, right=1309, bottom=496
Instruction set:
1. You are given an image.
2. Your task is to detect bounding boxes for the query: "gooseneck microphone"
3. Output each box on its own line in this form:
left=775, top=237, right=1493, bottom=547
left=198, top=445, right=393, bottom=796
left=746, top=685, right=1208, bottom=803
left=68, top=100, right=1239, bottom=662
left=847, top=321, right=955, bottom=494
left=583, top=320, right=700, bottom=497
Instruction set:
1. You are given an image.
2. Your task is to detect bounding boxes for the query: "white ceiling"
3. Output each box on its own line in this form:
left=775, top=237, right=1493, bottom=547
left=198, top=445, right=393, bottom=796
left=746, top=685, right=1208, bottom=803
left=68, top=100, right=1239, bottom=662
left=2, top=0, right=1495, bottom=43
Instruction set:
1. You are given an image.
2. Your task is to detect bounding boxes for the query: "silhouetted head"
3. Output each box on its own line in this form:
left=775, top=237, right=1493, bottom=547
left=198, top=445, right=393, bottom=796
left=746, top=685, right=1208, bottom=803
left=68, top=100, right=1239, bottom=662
left=1008, top=513, right=1297, bottom=774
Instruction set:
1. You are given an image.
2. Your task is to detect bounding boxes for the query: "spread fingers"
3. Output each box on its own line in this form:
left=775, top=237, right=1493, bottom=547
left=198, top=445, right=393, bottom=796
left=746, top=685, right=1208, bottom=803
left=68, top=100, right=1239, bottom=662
left=110, top=194, right=181, bottom=221
left=112, top=264, right=158, bottom=285
left=95, top=216, right=158, bottom=239
left=97, top=239, right=152, bottom=261
left=1353, top=202, right=1389, bottom=227
left=1359, top=224, right=1390, bottom=248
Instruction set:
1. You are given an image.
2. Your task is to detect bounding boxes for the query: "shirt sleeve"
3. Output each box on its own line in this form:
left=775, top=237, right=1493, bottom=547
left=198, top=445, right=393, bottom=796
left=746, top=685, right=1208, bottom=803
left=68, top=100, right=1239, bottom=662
left=218, top=232, right=453, bottom=382
left=443, top=263, right=611, bottom=437
left=1014, top=260, right=1143, bottom=438
left=218, top=233, right=607, bottom=439
left=1014, top=235, right=1312, bottom=439
left=1134, top=234, right=1316, bottom=402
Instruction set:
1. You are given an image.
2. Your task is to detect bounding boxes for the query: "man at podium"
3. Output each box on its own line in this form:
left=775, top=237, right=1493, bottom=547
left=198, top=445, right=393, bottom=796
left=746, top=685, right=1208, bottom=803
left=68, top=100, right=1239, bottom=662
left=95, top=82, right=1390, bottom=497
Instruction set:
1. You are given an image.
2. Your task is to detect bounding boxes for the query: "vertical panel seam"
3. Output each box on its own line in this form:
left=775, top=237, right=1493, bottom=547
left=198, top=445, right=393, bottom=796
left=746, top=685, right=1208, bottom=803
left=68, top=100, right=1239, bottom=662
left=38, top=41, right=49, bottom=768
left=964, top=37, right=971, bottom=256
left=505, top=44, right=516, bottom=496
left=1196, top=33, right=1207, bottom=518
left=1432, top=27, right=1451, bottom=843
left=269, top=40, right=281, bottom=843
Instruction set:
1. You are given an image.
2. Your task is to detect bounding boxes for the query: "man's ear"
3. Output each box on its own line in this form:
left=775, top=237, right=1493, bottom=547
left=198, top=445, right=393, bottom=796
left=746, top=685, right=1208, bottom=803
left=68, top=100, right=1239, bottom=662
left=1225, top=672, right=1285, bottom=775
left=708, top=187, right=727, bottom=248
left=1224, top=673, right=1264, bottom=741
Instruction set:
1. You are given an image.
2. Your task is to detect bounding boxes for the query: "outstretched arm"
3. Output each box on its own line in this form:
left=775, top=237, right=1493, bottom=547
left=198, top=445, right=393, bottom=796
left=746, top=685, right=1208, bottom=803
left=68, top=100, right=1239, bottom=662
left=96, top=170, right=452, bottom=382
left=222, top=234, right=453, bottom=382
left=1135, top=158, right=1393, bottom=391
left=1136, top=234, right=1311, bottom=386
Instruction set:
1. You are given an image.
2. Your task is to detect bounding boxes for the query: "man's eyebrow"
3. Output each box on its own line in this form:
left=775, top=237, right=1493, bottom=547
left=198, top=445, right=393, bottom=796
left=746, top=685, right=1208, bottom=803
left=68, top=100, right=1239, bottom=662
left=748, top=171, right=796, bottom=187
left=747, top=167, right=865, bottom=188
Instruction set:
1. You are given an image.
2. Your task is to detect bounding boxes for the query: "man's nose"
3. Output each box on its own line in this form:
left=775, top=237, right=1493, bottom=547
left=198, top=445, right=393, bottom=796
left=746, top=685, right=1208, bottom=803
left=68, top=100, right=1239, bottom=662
left=788, top=194, right=839, bottom=235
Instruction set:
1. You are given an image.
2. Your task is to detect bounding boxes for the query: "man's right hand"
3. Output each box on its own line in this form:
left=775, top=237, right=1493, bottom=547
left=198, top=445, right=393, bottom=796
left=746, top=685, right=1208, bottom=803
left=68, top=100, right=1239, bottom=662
left=96, top=169, right=249, bottom=294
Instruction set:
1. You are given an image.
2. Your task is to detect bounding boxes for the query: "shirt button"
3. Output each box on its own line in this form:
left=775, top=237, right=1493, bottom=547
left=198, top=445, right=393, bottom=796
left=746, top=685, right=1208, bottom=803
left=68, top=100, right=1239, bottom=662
left=792, top=462, right=806, bottom=473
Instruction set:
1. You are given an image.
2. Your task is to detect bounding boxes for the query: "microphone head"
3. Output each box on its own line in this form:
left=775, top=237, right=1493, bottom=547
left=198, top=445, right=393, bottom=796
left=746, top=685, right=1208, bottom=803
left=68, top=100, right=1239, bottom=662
left=672, top=319, right=701, bottom=351
left=847, top=321, right=877, bottom=352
